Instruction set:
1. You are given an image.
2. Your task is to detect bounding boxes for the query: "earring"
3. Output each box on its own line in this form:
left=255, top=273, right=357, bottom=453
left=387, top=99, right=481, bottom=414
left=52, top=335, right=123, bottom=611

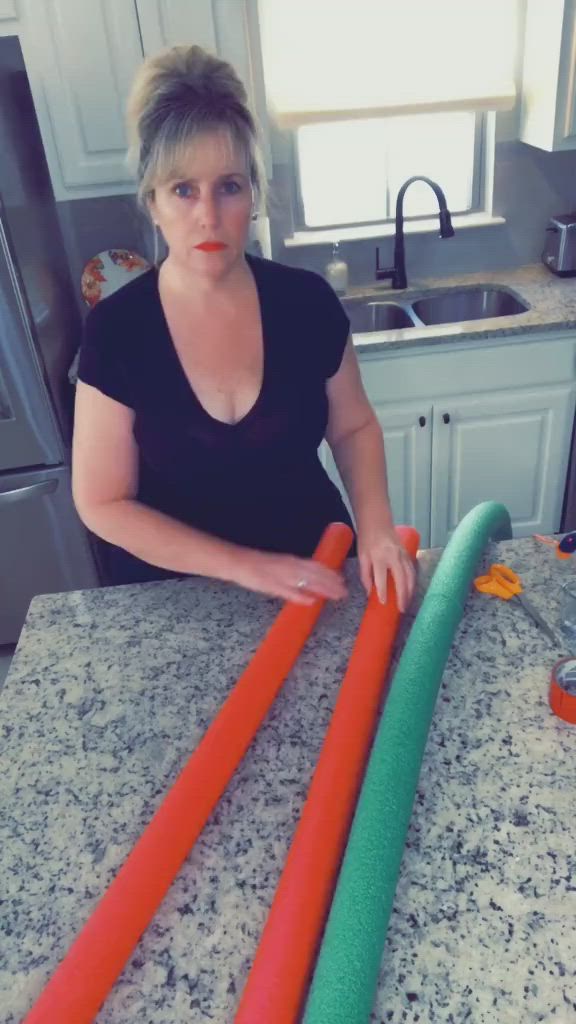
left=153, top=222, right=160, bottom=266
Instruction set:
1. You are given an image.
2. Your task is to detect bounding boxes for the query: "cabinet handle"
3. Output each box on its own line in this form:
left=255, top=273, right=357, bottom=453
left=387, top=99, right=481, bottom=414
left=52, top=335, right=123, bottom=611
left=419, top=415, right=426, bottom=427
left=443, top=412, right=450, bottom=424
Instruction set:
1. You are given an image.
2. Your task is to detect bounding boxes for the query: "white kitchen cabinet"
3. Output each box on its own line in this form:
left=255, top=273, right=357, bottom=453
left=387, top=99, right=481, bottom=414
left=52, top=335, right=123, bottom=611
left=429, top=385, right=575, bottom=547
left=13, top=0, right=270, bottom=201
left=320, top=401, right=433, bottom=546
left=519, top=0, right=576, bottom=151
left=319, top=442, right=353, bottom=519
left=371, top=401, right=433, bottom=547
left=18, top=0, right=143, bottom=200
left=136, top=0, right=217, bottom=54
left=322, top=332, right=576, bottom=548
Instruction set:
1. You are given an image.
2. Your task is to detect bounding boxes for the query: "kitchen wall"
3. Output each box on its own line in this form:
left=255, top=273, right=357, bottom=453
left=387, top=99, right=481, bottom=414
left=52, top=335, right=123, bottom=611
left=273, top=139, right=576, bottom=285
left=56, top=135, right=576, bottom=312
left=55, top=195, right=152, bottom=319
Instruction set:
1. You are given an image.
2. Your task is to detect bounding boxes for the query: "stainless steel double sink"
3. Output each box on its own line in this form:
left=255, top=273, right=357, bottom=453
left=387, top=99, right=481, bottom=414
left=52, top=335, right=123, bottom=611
left=341, top=286, right=530, bottom=334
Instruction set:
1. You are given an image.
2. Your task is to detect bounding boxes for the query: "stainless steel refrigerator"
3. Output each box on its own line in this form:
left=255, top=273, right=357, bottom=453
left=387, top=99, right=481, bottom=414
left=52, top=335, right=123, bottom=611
left=0, top=36, right=98, bottom=645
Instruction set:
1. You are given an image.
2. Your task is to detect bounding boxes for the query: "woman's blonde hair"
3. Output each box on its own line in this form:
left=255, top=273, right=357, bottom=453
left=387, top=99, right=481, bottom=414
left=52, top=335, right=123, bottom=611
left=125, top=44, right=267, bottom=216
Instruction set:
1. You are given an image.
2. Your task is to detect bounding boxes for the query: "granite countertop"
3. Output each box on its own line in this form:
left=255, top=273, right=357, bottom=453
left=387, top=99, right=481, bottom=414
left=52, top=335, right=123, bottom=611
left=2, top=535, right=576, bottom=1023
left=347, top=263, right=576, bottom=353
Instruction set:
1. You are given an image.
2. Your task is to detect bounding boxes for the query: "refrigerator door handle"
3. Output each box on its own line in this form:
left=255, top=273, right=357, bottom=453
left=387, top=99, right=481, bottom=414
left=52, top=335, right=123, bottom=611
left=0, top=478, right=58, bottom=505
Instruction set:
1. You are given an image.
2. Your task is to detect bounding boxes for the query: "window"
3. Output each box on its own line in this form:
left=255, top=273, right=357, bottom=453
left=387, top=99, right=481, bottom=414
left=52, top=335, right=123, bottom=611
left=295, top=111, right=481, bottom=229
left=257, top=0, right=518, bottom=236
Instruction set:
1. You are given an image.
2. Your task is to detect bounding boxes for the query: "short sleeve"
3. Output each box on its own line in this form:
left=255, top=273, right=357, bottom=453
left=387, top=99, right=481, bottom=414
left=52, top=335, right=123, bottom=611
left=308, top=273, right=351, bottom=380
left=76, top=300, right=133, bottom=407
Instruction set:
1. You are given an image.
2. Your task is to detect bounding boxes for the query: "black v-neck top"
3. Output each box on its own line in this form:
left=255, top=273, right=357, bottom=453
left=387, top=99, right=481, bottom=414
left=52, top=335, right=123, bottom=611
left=77, top=253, right=356, bottom=584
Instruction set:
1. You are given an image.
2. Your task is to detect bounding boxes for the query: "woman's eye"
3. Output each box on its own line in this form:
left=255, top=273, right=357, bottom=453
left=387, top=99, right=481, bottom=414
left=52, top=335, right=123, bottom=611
left=174, top=182, right=193, bottom=199
left=221, top=180, right=242, bottom=195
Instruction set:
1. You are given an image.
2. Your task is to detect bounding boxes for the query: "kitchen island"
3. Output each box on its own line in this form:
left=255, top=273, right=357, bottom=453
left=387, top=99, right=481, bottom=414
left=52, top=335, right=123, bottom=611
left=1, top=535, right=575, bottom=1023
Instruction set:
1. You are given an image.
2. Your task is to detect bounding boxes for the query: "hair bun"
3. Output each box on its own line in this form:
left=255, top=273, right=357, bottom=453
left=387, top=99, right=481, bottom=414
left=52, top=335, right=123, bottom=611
left=125, top=44, right=266, bottom=218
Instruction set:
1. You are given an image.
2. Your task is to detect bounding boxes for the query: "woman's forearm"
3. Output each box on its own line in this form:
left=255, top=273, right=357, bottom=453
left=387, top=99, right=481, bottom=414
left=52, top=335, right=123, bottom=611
left=79, top=498, right=246, bottom=580
left=329, top=415, right=395, bottom=532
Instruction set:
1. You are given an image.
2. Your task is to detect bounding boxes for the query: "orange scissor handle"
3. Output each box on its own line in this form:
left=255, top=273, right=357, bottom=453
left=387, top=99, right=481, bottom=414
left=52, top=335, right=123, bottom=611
left=473, top=563, right=522, bottom=600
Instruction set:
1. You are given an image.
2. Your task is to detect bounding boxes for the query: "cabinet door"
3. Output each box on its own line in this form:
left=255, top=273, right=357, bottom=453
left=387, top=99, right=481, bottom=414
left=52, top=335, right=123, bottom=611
left=430, top=385, right=576, bottom=547
left=318, top=439, right=355, bottom=524
left=320, top=401, right=432, bottom=548
left=520, top=0, right=576, bottom=152
left=136, top=0, right=217, bottom=53
left=19, top=0, right=143, bottom=194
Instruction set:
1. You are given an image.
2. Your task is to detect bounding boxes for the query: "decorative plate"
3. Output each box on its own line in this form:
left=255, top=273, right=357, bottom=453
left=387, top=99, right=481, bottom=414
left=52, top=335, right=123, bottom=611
left=81, top=249, right=151, bottom=308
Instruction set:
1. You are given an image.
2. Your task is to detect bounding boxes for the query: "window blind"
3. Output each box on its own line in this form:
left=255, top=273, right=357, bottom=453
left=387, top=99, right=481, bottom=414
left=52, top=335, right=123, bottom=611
left=258, top=0, right=517, bottom=128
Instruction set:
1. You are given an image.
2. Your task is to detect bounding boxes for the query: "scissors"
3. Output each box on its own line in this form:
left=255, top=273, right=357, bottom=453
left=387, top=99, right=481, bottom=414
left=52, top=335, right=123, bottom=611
left=473, top=563, right=557, bottom=645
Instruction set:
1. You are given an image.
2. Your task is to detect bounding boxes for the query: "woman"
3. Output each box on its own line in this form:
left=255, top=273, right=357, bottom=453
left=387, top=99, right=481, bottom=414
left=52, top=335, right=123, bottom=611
left=72, top=45, right=416, bottom=611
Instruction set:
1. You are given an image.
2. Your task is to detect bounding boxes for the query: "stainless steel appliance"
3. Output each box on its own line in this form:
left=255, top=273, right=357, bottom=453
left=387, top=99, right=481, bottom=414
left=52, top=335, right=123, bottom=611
left=542, top=213, right=576, bottom=277
left=0, top=36, right=97, bottom=645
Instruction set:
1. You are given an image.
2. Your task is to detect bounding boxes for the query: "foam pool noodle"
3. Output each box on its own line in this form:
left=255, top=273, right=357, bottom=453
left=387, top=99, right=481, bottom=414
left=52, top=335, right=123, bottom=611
left=234, top=526, right=419, bottom=1023
left=302, top=500, right=512, bottom=1024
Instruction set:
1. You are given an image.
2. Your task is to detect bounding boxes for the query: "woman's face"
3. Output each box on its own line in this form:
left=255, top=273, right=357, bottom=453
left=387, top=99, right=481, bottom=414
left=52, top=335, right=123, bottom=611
left=149, top=129, right=254, bottom=279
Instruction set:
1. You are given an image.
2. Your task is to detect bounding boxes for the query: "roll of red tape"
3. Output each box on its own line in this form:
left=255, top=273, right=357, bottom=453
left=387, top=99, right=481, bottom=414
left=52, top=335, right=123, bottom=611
left=549, top=656, right=576, bottom=724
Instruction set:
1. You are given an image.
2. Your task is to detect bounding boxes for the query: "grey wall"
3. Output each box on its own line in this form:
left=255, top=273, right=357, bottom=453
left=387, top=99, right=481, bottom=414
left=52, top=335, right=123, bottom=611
left=55, top=195, right=154, bottom=319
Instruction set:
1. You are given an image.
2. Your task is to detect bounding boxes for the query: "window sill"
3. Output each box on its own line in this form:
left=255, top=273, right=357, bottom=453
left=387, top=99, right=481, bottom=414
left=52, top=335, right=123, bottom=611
left=283, top=211, right=506, bottom=248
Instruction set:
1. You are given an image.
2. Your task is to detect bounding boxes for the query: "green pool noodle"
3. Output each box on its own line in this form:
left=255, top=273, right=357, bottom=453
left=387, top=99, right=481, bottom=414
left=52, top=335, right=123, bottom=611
left=302, top=500, right=512, bottom=1024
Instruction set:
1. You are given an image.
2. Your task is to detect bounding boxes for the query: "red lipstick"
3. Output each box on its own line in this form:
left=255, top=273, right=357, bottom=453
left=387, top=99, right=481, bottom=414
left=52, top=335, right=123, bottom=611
left=195, top=241, right=228, bottom=252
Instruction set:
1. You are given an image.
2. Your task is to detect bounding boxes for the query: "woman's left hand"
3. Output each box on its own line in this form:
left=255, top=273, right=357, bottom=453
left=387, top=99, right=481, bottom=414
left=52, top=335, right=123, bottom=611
left=357, top=525, right=417, bottom=613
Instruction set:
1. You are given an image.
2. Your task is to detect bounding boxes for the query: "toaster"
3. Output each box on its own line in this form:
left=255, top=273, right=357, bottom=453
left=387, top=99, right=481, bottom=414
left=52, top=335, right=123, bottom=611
left=542, top=213, right=576, bottom=276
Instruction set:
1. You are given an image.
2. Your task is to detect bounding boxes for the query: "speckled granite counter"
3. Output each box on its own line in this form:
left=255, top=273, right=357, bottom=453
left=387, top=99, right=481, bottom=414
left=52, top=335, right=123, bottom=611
left=349, top=263, right=576, bottom=353
left=2, top=535, right=575, bottom=1023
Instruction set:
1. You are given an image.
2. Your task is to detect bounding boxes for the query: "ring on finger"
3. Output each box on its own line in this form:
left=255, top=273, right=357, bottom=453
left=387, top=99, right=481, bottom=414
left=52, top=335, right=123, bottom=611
left=296, top=578, right=308, bottom=589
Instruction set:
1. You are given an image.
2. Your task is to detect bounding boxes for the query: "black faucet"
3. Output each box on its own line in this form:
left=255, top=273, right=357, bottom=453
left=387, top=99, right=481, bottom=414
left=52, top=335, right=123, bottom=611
left=375, top=176, right=455, bottom=290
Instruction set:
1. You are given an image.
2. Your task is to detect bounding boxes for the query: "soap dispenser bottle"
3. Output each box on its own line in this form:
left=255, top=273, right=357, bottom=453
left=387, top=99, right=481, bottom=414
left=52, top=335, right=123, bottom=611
left=324, top=242, right=348, bottom=296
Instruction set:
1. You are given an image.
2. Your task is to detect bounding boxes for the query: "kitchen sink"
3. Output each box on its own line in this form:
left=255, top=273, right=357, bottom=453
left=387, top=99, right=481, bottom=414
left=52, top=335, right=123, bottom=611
left=341, top=286, right=529, bottom=334
left=411, top=287, right=529, bottom=326
left=343, top=299, right=416, bottom=332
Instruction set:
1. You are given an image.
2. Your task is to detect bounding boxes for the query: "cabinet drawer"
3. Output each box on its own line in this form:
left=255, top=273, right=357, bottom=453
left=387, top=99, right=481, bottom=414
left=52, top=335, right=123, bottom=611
left=359, top=335, right=576, bottom=403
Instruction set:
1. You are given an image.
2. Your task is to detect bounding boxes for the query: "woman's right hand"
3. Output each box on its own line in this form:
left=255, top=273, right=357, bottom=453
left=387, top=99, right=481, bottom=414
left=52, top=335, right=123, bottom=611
left=232, top=549, right=348, bottom=605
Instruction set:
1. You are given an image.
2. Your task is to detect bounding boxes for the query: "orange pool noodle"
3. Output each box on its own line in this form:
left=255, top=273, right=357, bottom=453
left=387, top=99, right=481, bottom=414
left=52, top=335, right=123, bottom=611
left=234, top=525, right=419, bottom=1024
left=23, top=522, right=353, bottom=1024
